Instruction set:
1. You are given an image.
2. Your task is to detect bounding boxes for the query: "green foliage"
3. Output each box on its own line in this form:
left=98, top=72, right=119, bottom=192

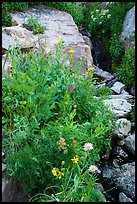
left=2, top=2, right=29, bottom=26
left=25, top=17, right=45, bottom=34
left=2, top=2, right=12, bottom=26
left=116, top=48, right=135, bottom=86
left=131, top=100, right=135, bottom=122
left=95, top=86, right=112, bottom=97
left=2, top=42, right=115, bottom=199
left=109, top=36, right=125, bottom=67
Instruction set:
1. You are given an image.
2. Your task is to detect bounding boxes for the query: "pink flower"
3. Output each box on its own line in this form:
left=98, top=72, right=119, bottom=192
left=73, top=140, right=77, bottom=144
left=71, top=90, right=75, bottom=93
left=59, top=138, right=65, bottom=143
left=68, top=85, right=73, bottom=89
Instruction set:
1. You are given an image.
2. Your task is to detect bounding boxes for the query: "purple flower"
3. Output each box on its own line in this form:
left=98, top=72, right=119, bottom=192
left=85, top=75, right=88, bottom=80
left=68, top=85, right=73, bottom=89
left=71, top=90, right=75, bottom=93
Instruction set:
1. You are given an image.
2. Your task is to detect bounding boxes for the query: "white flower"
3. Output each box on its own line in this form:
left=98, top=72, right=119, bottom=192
left=88, top=165, right=101, bottom=173
left=84, top=143, right=93, bottom=151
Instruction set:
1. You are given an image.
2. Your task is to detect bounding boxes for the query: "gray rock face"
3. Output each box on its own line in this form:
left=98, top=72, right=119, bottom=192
left=115, top=162, right=135, bottom=200
left=124, top=133, right=135, bottom=155
left=120, top=6, right=135, bottom=50
left=110, top=89, right=133, bottom=101
left=116, top=118, right=131, bottom=136
left=110, top=81, right=126, bottom=94
left=119, top=192, right=133, bottom=202
left=83, top=35, right=93, bottom=49
left=2, top=178, right=28, bottom=202
left=102, top=162, right=135, bottom=200
left=2, top=163, right=7, bottom=172
left=2, top=5, right=93, bottom=73
left=103, top=98, right=131, bottom=118
left=93, top=64, right=114, bottom=81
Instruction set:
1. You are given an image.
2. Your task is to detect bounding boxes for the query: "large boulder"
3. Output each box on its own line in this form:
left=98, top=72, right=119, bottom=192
left=120, top=6, right=135, bottom=50
left=102, top=162, right=135, bottom=200
left=103, top=98, right=132, bottom=118
left=2, top=5, right=93, bottom=73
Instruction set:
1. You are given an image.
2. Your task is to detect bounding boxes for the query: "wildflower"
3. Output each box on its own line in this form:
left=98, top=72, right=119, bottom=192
left=58, top=171, right=64, bottom=179
left=52, top=168, right=59, bottom=176
left=71, top=155, right=79, bottom=164
left=68, top=85, right=73, bottom=89
left=59, top=138, right=65, bottom=143
left=73, top=104, right=77, bottom=109
left=57, top=37, right=63, bottom=44
left=85, top=71, right=89, bottom=75
left=73, top=140, right=77, bottom=144
left=71, top=90, right=75, bottom=93
left=88, top=66, right=94, bottom=71
left=84, top=143, right=93, bottom=151
left=57, top=138, right=66, bottom=151
left=88, top=165, right=98, bottom=173
left=69, top=49, right=75, bottom=54
left=61, top=161, right=65, bottom=165
left=85, top=75, right=88, bottom=80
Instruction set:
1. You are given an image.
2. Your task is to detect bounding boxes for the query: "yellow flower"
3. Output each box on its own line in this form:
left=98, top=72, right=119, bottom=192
left=61, top=161, right=65, bottom=165
left=57, top=37, right=63, bottom=44
left=71, top=156, right=79, bottom=164
left=69, top=49, right=75, bottom=54
left=88, top=66, right=94, bottom=71
left=85, top=71, right=89, bottom=75
left=58, top=171, right=64, bottom=179
left=52, top=167, right=58, bottom=176
left=73, top=104, right=77, bottom=109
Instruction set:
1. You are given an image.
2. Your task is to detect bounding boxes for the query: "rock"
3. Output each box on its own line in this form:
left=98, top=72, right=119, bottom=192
left=119, top=192, right=133, bottom=202
left=93, top=64, right=114, bottom=81
left=2, top=178, right=28, bottom=202
left=112, top=131, right=125, bottom=146
left=112, top=159, right=121, bottom=168
left=129, top=81, right=135, bottom=96
left=110, top=81, right=126, bottom=94
left=83, top=35, right=93, bottom=49
left=106, top=77, right=118, bottom=88
left=114, top=162, right=135, bottom=200
left=2, top=26, right=35, bottom=50
left=109, top=90, right=133, bottom=101
left=2, top=163, right=7, bottom=172
left=3, top=6, right=93, bottom=73
left=102, top=162, right=135, bottom=200
left=124, top=133, right=135, bottom=155
left=103, top=98, right=132, bottom=118
left=120, top=6, right=135, bottom=50
left=112, top=146, right=128, bottom=159
left=116, top=118, right=131, bottom=136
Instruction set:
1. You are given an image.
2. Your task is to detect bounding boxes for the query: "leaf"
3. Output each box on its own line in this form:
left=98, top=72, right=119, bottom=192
left=69, top=109, right=76, bottom=121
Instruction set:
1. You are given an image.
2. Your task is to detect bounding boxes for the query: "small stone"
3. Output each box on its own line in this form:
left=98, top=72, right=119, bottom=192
left=119, top=192, right=133, bottom=202
left=2, top=163, right=7, bottom=172
left=116, top=118, right=131, bottom=136
left=112, top=159, right=120, bottom=168
left=124, top=133, right=135, bottom=155
left=110, top=81, right=126, bottom=94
